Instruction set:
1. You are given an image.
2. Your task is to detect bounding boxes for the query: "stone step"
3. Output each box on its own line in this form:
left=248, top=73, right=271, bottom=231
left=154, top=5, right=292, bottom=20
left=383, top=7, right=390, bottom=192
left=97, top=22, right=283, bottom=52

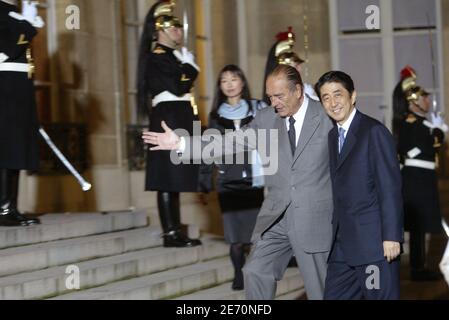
left=0, top=210, right=148, bottom=250
left=174, top=268, right=304, bottom=300
left=50, top=256, right=234, bottom=300
left=0, top=236, right=228, bottom=300
left=276, top=289, right=306, bottom=300
left=0, top=227, right=162, bottom=277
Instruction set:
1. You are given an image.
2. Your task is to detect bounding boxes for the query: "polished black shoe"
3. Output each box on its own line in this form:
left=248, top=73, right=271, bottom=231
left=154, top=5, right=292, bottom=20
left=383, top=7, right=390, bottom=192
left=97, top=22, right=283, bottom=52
left=11, top=209, right=41, bottom=226
left=411, top=269, right=443, bottom=282
left=163, top=230, right=202, bottom=248
left=0, top=209, right=40, bottom=227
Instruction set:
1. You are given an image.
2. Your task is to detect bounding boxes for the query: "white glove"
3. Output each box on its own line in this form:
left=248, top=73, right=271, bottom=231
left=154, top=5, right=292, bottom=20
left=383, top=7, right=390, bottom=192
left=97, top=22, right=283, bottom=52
left=14, top=0, right=45, bottom=28
left=174, top=47, right=200, bottom=71
left=430, top=112, right=449, bottom=133
left=22, top=0, right=38, bottom=22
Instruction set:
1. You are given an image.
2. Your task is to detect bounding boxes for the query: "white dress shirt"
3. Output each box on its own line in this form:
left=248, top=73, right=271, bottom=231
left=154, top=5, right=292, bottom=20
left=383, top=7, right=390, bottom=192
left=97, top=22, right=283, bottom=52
left=286, top=95, right=310, bottom=147
left=337, top=108, right=357, bottom=151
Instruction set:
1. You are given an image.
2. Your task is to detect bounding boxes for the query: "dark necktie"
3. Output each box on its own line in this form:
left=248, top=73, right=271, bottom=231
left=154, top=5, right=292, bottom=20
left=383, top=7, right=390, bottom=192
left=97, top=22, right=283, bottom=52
left=288, top=117, right=296, bottom=155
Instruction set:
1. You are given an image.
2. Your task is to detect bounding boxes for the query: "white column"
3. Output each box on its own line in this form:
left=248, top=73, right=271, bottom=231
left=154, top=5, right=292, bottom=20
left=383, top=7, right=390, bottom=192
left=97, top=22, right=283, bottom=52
left=201, top=0, right=214, bottom=117
left=328, top=0, right=340, bottom=70
left=237, top=0, right=248, bottom=74
left=436, top=0, right=446, bottom=116
left=380, top=0, right=395, bottom=131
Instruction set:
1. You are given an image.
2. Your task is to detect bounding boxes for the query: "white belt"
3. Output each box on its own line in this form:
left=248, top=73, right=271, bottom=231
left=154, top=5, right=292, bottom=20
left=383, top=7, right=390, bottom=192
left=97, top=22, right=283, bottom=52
left=0, top=62, right=30, bottom=73
left=404, top=159, right=436, bottom=170
left=152, top=91, right=192, bottom=107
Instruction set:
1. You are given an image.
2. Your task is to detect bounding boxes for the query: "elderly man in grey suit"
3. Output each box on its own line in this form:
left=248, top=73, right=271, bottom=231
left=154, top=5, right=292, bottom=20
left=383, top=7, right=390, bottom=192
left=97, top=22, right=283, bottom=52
left=142, top=65, right=334, bottom=300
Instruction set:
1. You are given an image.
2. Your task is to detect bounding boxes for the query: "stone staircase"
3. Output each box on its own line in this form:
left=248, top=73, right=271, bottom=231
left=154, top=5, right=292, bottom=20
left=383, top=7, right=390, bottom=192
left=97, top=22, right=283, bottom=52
left=0, top=210, right=304, bottom=300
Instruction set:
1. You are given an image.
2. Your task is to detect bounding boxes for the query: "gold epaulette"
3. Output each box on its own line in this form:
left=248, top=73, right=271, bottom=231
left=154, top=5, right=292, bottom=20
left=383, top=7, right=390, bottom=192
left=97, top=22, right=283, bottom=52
left=153, top=46, right=166, bottom=54
left=406, top=114, right=417, bottom=124
left=434, top=137, right=441, bottom=148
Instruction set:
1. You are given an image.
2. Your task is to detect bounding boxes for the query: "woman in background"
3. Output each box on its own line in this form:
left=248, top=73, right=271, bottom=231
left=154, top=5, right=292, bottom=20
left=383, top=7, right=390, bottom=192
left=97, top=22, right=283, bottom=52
left=200, top=65, right=266, bottom=290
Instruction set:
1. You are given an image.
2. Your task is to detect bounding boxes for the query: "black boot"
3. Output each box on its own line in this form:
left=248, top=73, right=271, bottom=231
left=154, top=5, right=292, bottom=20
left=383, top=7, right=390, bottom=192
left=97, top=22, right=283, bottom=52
left=0, top=169, right=40, bottom=227
left=230, top=243, right=245, bottom=290
left=410, top=230, right=442, bottom=281
left=157, top=192, right=201, bottom=248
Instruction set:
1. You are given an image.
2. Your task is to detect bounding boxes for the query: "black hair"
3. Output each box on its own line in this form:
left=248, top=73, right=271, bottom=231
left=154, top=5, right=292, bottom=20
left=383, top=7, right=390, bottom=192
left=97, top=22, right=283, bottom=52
left=314, top=71, right=355, bottom=100
left=210, top=64, right=253, bottom=119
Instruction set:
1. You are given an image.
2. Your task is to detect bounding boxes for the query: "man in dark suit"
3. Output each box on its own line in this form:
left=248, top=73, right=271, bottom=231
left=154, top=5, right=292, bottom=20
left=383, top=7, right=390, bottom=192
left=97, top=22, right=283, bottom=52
left=143, top=65, right=334, bottom=300
left=315, top=71, right=404, bottom=300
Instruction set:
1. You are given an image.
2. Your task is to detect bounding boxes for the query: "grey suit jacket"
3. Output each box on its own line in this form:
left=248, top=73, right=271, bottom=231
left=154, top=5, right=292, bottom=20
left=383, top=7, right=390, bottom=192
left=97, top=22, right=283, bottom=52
left=182, top=99, right=334, bottom=253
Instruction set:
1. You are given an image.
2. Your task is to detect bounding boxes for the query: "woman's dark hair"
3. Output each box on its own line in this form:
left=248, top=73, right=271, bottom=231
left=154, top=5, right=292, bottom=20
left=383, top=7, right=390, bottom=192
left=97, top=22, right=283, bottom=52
left=314, top=71, right=355, bottom=100
left=210, top=64, right=253, bottom=119
left=136, top=3, right=159, bottom=120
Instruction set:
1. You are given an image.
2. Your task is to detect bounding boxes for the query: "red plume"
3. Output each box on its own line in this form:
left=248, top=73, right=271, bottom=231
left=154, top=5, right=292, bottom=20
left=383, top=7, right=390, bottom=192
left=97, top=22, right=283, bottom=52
left=400, top=65, right=416, bottom=80
left=276, top=27, right=295, bottom=42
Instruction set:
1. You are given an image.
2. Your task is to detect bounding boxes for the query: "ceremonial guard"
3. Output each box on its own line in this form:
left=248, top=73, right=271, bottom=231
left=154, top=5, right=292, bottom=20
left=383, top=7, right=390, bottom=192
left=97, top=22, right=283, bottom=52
left=0, top=0, right=44, bottom=226
left=137, top=0, right=201, bottom=247
left=263, top=27, right=318, bottom=105
left=396, top=66, right=447, bottom=281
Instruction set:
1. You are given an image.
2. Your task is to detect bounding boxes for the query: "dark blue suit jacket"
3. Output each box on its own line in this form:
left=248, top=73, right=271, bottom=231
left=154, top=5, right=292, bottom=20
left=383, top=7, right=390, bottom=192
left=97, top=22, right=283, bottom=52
left=329, top=111, right=404, bottom=266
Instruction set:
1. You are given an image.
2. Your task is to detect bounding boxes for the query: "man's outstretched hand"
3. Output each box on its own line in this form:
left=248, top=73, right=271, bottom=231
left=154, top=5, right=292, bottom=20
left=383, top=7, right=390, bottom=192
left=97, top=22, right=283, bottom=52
left=142, top=121, right=181, bottom=151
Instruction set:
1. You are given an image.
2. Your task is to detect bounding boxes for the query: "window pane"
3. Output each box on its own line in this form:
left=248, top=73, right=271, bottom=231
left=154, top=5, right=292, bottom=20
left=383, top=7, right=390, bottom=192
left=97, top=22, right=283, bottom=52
left=357, top=96, right=385, bottom=124
left=393, top=0, right=436, bottom=29
left=394, top=33, right=439, bottom=90
left=337, top=0, right=380, bottom=32
left=339, top=38, right=383, bottom=93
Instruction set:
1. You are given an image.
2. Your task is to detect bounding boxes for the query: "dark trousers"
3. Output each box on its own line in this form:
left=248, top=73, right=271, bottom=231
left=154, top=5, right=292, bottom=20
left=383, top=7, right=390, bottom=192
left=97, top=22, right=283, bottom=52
left=0, top=169, right=19, bottom=209
left=409, top=229, right=427, bottom=271
left=324, top=239, right=400, bottom=300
